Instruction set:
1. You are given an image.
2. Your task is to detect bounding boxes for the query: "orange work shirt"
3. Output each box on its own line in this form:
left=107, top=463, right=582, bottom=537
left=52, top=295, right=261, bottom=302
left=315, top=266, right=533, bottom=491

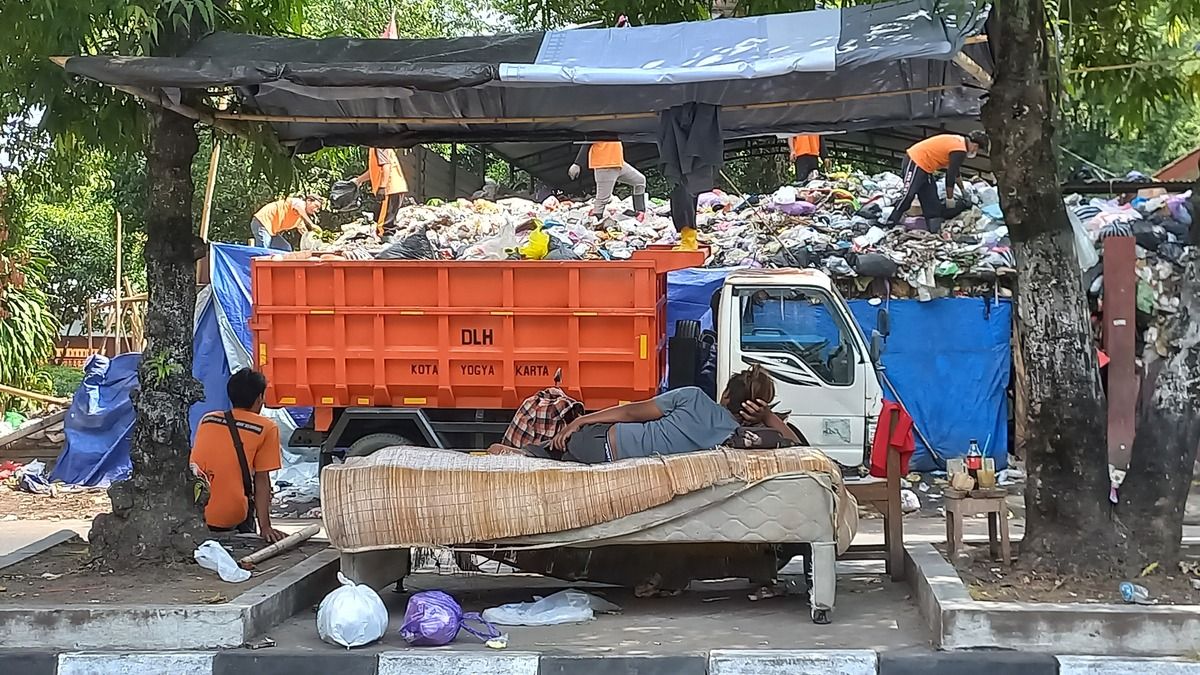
left=789, top=135, right=821, bottom=159
left=588, top=142, right=624, bottom=169
left=907, top=134, right=967, bottom=173
left=253, top=198, right=307, bottom=235
left=369, top=148, right=408, bottom=196
left=190, top=409, right=282, bottom=529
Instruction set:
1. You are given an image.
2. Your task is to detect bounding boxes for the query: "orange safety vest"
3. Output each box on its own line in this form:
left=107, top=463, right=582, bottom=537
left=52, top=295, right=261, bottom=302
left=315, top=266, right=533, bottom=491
left=906, top=134, right=967, bottom=173
left=368, top=148, right=408, bottom=195
left=789, top=135, right=821, bottom=159
left=588, top=142, right=624, bottom=169
left=253, top=198, right=304, bottom=235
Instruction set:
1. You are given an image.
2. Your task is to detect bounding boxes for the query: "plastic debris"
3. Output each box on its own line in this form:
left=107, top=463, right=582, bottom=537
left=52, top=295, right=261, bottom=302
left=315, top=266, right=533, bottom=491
left=1118, top=581, right=1153, bottom=605
left=317, top=572, right=389, bottom=648
left=482, top=589, right=621, bottom=626
left=194, top=540, right=252, bottom=583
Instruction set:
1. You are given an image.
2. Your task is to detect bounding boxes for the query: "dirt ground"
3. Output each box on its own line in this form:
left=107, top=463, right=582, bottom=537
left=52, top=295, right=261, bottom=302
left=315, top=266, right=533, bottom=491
left=0, top=484, right=111, bottom=521
left=0, top=536, right=321, bottom=606
left=946, top=542, right=1200, bottom=605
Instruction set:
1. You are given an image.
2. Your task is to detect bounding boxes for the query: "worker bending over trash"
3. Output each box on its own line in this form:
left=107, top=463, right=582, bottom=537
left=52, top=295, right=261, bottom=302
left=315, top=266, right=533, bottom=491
left=250, top=195, right=322, bottom=251
left=190, top=369, right=287, bottom=543
left=488, top=366, right=798, bottom=463
left=568, top=141, right=647, bottom=220
left=886, top=130, right=987, bottom=233
left=354, top=147, right=409, bottom=238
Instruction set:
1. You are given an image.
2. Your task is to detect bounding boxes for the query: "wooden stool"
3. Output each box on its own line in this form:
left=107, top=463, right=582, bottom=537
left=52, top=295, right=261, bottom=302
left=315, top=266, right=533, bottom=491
left=944, top=488, right=1010, bottom=565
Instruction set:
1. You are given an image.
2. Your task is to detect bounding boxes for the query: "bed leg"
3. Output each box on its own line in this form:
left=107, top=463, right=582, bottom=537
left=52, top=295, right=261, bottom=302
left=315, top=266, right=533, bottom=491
left=808, top=541, right=836, bottom=624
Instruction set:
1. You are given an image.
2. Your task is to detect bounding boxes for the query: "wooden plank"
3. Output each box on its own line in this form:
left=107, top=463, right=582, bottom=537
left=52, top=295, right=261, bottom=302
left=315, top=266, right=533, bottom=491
left=1103, top=236, right=1137, bottom=470
left=0, top=410, right=67, bottom=448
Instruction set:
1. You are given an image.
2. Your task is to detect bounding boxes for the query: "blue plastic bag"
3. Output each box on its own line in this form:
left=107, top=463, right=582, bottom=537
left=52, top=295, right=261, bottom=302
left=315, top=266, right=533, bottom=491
left=399, top=590, right=499, bottom=647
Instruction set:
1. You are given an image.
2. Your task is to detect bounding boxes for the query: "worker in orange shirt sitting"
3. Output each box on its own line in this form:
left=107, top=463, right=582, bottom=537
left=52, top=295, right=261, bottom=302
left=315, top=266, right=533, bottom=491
left=568, top=141, right=647, bottom=220
left=190, top=369, right=287, bottom=543
left=886, top=130, right=987, bottom=233
left=354, top=147, right=408, bottom=239
left=789, top=134, right=826, bottom=183
left=250, top=195, right=323, bottom=251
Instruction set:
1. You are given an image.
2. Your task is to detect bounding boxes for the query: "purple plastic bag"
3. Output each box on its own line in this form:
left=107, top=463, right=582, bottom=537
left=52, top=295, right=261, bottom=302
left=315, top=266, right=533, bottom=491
left=768, top=200, right=816, bottom=216
left=399, top=590, right=500, bottom=647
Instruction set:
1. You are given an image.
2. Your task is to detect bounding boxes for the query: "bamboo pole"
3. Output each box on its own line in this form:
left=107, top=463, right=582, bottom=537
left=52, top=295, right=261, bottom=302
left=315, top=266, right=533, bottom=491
left=92, top=293, right=147, bottom=310
left=114, top=211, right=123, bottom=355
left=0, top=384, right=69, bottom=407
left=86, top=301, right=94, bottom=353
left=213, top=85, right=959, bottom=126
left=237, top=524, right=322, bottom=570
left=952, top=52, right=993, bottom=87
left=199, top=141, right=221, bottom=241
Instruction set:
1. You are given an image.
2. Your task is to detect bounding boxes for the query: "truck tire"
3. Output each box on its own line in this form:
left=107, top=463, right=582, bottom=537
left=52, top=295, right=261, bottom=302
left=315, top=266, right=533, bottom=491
left=675, top=319, right=701, bottom=340
left=668, top=320, right=703, bottom=390
left=346, top=433, right=413, bottom=458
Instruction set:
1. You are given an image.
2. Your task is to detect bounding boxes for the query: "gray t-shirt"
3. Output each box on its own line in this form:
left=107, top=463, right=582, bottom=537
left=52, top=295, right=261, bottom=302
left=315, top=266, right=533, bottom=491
left=612, top=387, right=740, bottom=459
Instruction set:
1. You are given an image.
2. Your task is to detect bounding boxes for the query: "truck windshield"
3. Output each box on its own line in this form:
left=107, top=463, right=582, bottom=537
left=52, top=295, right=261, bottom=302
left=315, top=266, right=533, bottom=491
left=735, top=287, right=855, bottom=386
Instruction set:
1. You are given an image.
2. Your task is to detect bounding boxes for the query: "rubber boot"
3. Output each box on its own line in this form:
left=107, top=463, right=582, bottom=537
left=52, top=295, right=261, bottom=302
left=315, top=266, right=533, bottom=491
left=675, top=226, right=698, bottom=252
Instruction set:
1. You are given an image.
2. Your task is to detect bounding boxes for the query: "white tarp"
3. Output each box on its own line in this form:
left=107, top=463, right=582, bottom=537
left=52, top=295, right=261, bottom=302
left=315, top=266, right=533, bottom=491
left=500, top=9, right=841, bottom=85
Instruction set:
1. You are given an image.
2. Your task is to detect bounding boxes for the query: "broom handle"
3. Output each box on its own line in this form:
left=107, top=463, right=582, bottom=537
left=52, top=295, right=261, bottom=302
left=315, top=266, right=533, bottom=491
left=238, top=524, right=321, bottom=568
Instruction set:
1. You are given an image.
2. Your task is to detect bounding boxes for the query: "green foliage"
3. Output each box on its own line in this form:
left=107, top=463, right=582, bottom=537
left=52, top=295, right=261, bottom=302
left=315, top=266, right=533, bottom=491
left=0, top=253, right=60, bottom=412
left=40, top=364, right=84, bottom=398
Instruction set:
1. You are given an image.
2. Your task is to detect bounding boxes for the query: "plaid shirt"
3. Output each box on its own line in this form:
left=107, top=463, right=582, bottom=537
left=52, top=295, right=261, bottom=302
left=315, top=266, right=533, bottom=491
left=502, top=388, right=584, bottom=448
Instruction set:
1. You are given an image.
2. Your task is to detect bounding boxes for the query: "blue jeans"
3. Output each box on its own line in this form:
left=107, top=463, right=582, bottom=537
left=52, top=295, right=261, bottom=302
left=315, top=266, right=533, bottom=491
left=250, top=218, right=292, bottom=251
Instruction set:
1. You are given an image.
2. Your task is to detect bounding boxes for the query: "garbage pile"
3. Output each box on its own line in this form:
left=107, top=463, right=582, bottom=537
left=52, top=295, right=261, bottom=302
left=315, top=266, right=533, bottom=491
left=303, top=171, right=1015, bottom=301
left=1067, top=187, right=1194, bottom=364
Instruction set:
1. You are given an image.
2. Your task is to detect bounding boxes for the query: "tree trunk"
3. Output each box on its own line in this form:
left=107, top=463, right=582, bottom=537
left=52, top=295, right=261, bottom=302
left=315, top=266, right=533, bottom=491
left=1115, top=183, right=1200, bottom=569
left=981, top=0, right=1117, bottom=572
left=90, top=107, right=208, bottom=567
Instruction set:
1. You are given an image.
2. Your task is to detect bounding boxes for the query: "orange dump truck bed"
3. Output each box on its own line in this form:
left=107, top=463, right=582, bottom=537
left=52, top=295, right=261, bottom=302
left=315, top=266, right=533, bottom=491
left=250, top=247, right=704, bottom=432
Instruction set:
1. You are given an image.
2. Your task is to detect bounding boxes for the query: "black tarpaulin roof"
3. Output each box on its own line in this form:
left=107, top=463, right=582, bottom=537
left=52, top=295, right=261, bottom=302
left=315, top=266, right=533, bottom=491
left=61, top=0, right=990, bottom=151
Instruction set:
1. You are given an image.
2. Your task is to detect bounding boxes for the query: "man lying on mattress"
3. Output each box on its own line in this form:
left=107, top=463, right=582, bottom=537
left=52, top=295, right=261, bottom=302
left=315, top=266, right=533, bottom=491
left=487, top=366, right=799, bottom=463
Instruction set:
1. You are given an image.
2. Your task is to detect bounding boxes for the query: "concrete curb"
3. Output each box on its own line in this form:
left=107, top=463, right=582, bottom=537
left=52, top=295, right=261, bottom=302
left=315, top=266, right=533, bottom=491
left=0, top=529, right=81, bottom=569
left=906, top=542, right=1200, bottom=656
left=12, top=650, right=1198, bottom=674
left=0, top=535, right=340, bottom=650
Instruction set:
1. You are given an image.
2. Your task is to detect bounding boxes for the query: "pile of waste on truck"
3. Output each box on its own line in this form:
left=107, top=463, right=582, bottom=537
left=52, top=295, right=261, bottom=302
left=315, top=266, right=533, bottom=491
left=301, top=170, right=1014, bottom=304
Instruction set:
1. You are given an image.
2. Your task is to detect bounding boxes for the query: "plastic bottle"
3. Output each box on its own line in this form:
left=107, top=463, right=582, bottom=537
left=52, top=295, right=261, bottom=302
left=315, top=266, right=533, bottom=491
left=965, top=439, right=983, bottom=477
left=1119, top=581, right=1152, bottom=605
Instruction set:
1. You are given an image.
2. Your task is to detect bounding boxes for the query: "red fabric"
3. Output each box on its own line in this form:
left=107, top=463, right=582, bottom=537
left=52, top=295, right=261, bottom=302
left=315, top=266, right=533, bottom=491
left=870, top=400, right=915, bottom=478
left=502, top=388, right=584, bottom=448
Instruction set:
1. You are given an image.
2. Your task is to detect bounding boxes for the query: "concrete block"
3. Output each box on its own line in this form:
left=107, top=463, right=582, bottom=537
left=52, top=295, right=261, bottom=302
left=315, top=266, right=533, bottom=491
left=0, top=650, right=58, bottom=675
left=379, top=650, right=539, bottom=675
left=539, top=654, right=706, bottom=675
left=709, top=649, right=877, bottom=675
left=58, top=652, right=213, bottom=675
left=341, top=548, right=412, bottom=592
left=1057, top=655, right=1200, bottom=674
left=880, top=649, right=1058, bottom=675
left=214, top=650, right=378, bottom=675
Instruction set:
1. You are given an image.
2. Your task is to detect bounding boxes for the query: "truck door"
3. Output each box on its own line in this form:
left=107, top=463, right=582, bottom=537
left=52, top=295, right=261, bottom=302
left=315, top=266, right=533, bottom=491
left=719, top=285, right=868, bottom=466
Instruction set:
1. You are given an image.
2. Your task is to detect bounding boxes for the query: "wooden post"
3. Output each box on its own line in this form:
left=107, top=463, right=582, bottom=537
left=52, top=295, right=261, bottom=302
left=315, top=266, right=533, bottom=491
left=199, top=140, right=221, bottom=242
left=86, top=301, right=94, bottom=353
left=1103, top=236, right=1137, bottom=472
left=114, top=212, right=123, bottom=355
left=884, top=407, right=904, bottom=581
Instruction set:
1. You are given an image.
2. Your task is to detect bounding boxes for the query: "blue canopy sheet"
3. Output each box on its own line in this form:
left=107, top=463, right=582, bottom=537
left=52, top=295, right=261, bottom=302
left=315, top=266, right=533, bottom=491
left=50, top=354, right=140, bottom=486
left=665, top=269, right=1011, bottom=471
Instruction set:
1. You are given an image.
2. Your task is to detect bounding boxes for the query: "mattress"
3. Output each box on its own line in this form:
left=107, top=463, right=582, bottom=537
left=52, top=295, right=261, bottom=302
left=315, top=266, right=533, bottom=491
left=321, top=445, right=856, bottom=554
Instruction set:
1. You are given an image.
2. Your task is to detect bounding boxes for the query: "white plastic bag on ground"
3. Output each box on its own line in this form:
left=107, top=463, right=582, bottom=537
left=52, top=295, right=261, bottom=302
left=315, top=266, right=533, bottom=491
left=481, top=589, right=621, bottom=626
left=194, top=540, right=251, bottom=583
left=317, top=572, right=389, bottom=648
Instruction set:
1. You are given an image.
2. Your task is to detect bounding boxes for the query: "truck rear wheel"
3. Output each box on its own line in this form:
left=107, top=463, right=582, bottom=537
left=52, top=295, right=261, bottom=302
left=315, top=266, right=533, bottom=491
left=346, top=433, right=414, bottom=458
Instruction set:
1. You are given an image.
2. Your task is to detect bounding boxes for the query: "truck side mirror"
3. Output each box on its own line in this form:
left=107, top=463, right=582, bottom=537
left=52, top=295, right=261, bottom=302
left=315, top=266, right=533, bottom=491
left=876, top=308, right=890, bottom=339
left=870, top=330, right=885, bottom=363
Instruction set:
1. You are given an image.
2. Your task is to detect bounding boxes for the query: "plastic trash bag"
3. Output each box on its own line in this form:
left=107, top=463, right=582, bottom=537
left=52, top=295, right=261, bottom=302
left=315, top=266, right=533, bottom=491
left=375, top=228, right=437, bottom=260
left=194, top=540, right=251, bottom=583
left=317, top=572, right=389, bottom=648
left=482, top=589, right=621, bottom=626
left=1068, top=208, right=1100, bottom=271
left=400, top=590, right=500, bottom=646
left=329, top=180, right=360, bottom=212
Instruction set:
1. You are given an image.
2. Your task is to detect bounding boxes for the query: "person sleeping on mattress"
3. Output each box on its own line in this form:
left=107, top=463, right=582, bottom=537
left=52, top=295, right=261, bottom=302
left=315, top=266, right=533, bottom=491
left=487, top=366, right=799, bottom=464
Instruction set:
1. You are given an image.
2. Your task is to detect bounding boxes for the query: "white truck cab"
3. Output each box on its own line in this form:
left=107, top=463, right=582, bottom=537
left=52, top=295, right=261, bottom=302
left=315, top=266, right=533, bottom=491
left=713, top=269, right=885, bottom=467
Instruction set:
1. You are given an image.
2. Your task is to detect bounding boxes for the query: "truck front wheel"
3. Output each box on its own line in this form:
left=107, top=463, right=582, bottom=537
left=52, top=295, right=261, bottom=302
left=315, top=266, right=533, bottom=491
left=346, top=433, right=414, bottom=458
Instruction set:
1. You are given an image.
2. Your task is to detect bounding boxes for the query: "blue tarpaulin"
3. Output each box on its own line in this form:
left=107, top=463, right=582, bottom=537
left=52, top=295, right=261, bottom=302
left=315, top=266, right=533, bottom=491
left=50, top=354, right=140, bottom=486
left=665, top=270, right=1011, bottom=471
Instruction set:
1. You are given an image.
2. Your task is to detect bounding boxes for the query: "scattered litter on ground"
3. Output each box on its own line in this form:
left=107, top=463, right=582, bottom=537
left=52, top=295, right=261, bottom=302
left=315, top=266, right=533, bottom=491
left=482, top=589, right=621, bottom=626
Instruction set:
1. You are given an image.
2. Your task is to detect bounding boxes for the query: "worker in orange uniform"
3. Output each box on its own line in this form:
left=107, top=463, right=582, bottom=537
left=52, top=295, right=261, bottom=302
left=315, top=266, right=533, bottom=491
left=250, top=195, right=323, bottom=251
left=886, top=131, right=987, bottom=233
left=568, top=141, right=647, bottom=220
left=190, top=369, right=287, bottom=543
left=789, top=134, right=826, bottom=183
left=354, top=147, right=408, bottom=238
